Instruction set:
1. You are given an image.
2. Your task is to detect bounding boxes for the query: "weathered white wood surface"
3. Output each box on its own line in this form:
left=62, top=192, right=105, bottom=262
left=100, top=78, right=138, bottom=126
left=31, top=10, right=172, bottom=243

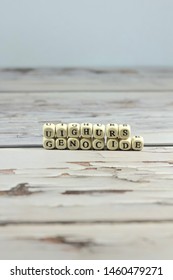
left=1, top=224, right=173, bottom=260
left=0, top=147, right=173, bottom=259
left=0, top=91, right=173, bottom=145
left=1, top=68, right=173, bottom=91
left=0, top=68, right=173, bottom=259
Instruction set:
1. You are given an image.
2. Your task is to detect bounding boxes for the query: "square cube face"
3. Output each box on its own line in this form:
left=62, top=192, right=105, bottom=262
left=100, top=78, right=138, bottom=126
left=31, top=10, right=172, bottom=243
left=56, top=123, right=67, bottom=138
left=132, top=136, right=144, bottom=151
left=119, top=124, right=131, bottom=139
left=68, top=123, right=80, bottom=138
left=81, top=123, right=93, bottom=138
left=67, top=138, right=80, bottom=150
left=119, top=138, right=131, bottom=151
left=92, top=138, right=105, bottom=150
left=106, top=139, right=119, bottom=150
left=43, top=138, right=55, bottom=149
left=43, top=123, right=56, bottom=138
left=56, top=138, right=67, bottom=150
left=93, top=124, right=105, bottom=139
left=106, top=123, right=119, bottom=138
left=80, top=138, right=92, bottom=150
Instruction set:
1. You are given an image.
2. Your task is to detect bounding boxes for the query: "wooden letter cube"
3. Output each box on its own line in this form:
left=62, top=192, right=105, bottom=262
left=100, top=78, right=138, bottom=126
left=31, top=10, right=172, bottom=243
left=68, top=123, right=80, bottom=137
left=80, top=138, right=92, bottom=150
left=43, top=138, right=55, bottom=149
left=56, top=123, right=67, bottom=138
left=67, top=138, right=80, bottom=150
left=93, top=124, right=105, bottom=139
left=106, top=138, right=119, bottom=150
left=119, top=138, right=131, bottom=150
left=43, top=123, right=55, bottom=138
left=119, top=124, right=131, bottom=139
left=81, top=123, right=93, bottom=138
left=132, top=136, right=144, bottom=151
left=56, top=138, right=67, bottom=150
left=106, top=123, right=119, bottom=138
left=92, top=138, right=105, bottom=150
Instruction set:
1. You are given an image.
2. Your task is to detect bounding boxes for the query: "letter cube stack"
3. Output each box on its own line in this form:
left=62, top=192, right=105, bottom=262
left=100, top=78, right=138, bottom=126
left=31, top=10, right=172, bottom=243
left=43, top=123, right=144, bottom=151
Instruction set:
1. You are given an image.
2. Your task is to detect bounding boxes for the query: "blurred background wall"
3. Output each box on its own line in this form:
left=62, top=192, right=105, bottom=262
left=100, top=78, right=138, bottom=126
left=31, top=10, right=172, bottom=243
left=0, top=0, right=172, bottom=68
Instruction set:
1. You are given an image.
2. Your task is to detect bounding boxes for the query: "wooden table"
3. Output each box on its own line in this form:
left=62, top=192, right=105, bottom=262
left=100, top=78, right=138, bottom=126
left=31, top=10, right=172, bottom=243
left=0, top=68, right=173, bottom=259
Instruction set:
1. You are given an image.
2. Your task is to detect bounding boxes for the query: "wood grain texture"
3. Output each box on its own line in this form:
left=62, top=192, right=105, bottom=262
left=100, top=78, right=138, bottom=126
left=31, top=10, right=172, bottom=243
left=0, top=147, right=173, bottom=259
left=1, top=224, right=173, bottom=260
left=0, top=91, right=173, bottom=145
left=0, top=68, right=173, bottom=259
left=0, top=68, right=173, bottom=91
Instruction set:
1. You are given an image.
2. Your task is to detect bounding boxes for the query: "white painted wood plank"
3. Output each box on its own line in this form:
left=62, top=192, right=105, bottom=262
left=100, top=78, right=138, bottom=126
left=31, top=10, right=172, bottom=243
left=0, top=68, right=173, bottom=91
left=0, top=91, right=173, bottom=145
left=0, top=147, right=173, bottom=224
left=1, top=224, right=173, bottom=259
left=1, top=147, right=173, bottom=168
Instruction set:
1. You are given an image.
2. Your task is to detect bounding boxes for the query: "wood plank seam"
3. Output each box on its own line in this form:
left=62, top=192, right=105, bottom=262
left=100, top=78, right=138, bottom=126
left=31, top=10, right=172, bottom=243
left=0, top=144, right=173, bottom=148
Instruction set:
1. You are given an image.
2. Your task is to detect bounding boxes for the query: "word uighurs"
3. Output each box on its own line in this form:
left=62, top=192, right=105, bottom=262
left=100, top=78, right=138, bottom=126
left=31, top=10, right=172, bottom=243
left=43, top=123, right=144, bottom=151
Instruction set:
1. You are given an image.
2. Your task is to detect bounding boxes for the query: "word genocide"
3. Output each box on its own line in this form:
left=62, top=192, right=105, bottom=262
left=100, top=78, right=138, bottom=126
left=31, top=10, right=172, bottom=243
left=43, top=123, right=144, bottom=151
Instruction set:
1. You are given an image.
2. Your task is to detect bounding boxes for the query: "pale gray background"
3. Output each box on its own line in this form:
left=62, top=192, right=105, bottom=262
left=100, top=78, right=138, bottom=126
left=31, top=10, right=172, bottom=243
left=0, top=0, right=173, bottom=67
